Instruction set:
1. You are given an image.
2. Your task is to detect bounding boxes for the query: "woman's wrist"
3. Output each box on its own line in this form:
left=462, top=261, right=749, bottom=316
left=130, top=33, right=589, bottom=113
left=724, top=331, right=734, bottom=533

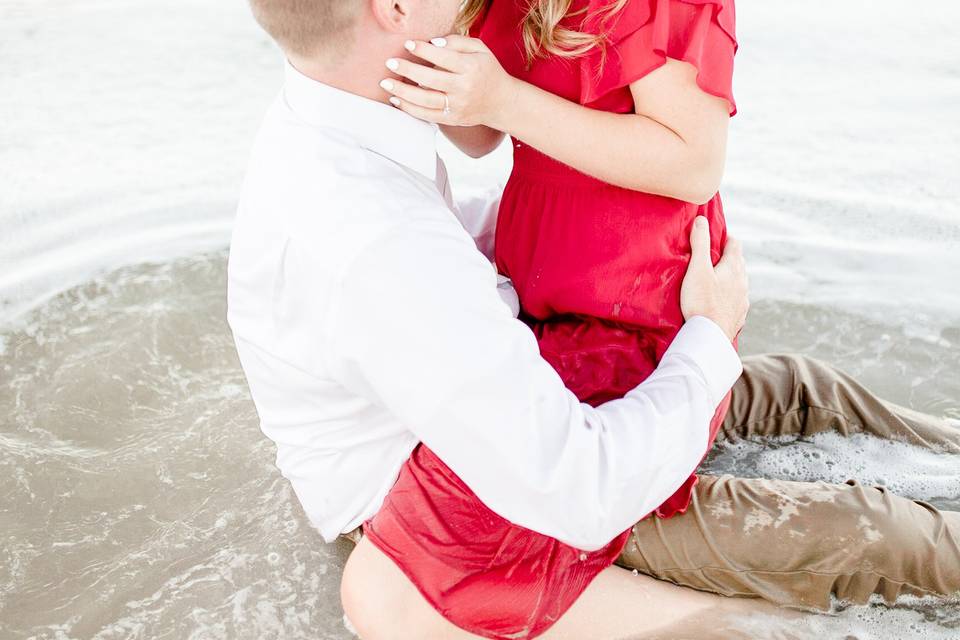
left=487, top=75, right=523, bottom=132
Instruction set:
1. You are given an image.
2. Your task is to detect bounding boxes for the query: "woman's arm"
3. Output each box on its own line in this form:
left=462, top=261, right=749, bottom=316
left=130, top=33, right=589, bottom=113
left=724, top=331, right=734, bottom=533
left=439, top=124, right=506, bottom=159
left=501, top=59, right=729, bottom=204
left=381, top=36, right=729, bottom=204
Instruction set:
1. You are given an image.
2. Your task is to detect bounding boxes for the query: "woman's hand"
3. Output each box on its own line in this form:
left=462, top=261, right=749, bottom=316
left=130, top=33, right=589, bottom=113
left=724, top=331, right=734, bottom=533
left=380, top=35, right=518, bottom=129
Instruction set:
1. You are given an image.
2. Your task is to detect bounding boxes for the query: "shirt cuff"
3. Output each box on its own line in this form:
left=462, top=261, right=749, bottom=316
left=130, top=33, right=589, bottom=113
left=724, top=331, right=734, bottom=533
left=663, top=315, right=743, bottom=407
left=496, top=274, right=520, bottom=318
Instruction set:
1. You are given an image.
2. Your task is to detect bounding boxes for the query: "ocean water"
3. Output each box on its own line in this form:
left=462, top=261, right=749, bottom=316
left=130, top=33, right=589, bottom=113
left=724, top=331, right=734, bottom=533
left=1, top=1, right=958, bottom=638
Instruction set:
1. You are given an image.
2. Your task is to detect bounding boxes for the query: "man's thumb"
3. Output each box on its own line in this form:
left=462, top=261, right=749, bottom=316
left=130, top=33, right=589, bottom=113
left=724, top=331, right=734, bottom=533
left=689, top=216, right=712, bottom=269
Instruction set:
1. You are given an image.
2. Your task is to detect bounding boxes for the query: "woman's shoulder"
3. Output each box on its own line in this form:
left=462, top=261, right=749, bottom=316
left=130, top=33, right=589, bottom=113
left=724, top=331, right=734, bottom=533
left=578, top=0, right=738, bottom=113
left=580, top=0, right=735, bottom=44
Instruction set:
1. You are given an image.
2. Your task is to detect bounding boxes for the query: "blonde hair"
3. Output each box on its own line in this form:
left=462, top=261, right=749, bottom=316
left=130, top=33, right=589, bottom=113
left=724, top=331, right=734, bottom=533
left=457, top=0, right=628, bottom=62
left=248, top=0, right=361, bottom=59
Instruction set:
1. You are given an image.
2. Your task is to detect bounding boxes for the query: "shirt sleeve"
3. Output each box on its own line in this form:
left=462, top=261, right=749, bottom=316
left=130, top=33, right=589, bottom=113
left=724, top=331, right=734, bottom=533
left=450, top=185, right=502, bottom=262
left=579, top=0, right=738, bottom=115
left=327, top=217, right=742, bottom=551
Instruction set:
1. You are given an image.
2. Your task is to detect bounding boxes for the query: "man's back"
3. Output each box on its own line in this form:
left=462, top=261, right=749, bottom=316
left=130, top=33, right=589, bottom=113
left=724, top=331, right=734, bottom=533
left=227, top=63, right=458, bottom=541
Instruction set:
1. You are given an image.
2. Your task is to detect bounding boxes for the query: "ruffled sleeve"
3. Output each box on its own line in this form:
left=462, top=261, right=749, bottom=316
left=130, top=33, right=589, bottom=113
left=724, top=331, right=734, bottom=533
left=579, top=0, right=738, bottom=115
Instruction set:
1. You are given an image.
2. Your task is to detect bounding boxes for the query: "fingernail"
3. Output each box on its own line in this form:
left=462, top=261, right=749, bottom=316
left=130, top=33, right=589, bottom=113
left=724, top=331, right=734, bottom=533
left=404, top=40, right=416, bottom=52
left=430, top=37, right=447, bottom=48
left=389, top=97, right=401, bottom=107
left=386, top=58, right=400, bottom=71
left=379, top=79, right=394, bottom=91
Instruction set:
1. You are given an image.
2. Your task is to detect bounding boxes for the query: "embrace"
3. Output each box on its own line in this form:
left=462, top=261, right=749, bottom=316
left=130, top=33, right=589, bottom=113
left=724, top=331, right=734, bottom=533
left=226, top=0, right=960, bottom=637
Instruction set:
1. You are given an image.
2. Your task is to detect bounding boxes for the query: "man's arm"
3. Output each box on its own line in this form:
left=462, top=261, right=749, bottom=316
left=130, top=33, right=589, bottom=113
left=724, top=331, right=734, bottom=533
left=328, top=215, right=744, bottom=551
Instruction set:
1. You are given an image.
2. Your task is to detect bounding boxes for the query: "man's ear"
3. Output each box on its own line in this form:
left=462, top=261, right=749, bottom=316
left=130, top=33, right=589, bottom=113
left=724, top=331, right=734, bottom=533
left=369, top=0, right=413, bottom=33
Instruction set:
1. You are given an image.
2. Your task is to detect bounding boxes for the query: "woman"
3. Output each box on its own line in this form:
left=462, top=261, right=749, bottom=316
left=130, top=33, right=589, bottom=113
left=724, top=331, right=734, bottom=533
left=380, top=0, right=739, bottom=525
left=343, top=1, right=960, bottom=636
left=349, top=1, right=751, bottom=637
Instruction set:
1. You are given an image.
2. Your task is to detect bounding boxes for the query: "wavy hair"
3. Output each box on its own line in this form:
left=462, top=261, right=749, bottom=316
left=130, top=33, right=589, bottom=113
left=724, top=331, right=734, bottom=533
left=457, top=0, right=628, bottom=62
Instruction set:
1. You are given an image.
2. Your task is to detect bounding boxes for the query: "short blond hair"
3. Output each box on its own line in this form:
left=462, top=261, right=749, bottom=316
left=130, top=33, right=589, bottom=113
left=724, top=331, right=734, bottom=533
left=249, top=0, right=361, bottom=58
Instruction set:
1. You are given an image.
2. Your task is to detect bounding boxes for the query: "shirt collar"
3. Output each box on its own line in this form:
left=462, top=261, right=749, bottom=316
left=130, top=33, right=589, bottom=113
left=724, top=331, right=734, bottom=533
left=282, top=60, right=438, bottom=182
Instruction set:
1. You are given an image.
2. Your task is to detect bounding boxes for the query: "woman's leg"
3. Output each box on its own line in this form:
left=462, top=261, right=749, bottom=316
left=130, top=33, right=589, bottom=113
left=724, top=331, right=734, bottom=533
left=716, top=353, right=960, bottom=451
left=341, top=535, right=480, bottom=640
left=341, top=535, right=798, bottom=640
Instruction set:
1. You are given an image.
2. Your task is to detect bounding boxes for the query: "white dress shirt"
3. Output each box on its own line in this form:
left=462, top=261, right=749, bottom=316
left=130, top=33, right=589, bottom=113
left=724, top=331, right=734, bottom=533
left=226, top=62, right=743, bottom=551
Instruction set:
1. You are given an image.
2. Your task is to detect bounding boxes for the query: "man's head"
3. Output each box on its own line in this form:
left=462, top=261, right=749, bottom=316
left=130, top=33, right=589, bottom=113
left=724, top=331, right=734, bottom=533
left=249, top=0, right=461, bottom=69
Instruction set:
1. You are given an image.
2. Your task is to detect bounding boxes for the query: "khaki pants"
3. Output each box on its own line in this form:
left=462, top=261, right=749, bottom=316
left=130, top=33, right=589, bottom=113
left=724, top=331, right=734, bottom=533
left=616, top=353, right=960, bottom=610
left=342, top=353, right=960, bottom=611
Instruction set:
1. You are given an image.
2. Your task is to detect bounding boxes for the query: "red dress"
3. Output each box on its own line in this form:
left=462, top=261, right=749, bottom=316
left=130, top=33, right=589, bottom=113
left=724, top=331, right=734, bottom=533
left=363, top=1, right=739, bottom=638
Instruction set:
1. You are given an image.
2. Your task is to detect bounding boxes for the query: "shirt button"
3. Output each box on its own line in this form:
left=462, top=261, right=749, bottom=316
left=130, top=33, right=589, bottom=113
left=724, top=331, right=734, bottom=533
left=579, top=552, right=587, bottom=561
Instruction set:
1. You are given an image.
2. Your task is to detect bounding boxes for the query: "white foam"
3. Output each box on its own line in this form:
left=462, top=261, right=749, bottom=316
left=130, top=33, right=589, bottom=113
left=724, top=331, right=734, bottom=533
left=704, top=432, right=960, bottom=506
left=736, top=597, right=960, bottom=640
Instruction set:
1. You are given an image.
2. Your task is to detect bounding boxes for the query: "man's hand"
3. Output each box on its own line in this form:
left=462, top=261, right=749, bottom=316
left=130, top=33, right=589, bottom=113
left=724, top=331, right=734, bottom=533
left=680, top=216, right=749, bottom=341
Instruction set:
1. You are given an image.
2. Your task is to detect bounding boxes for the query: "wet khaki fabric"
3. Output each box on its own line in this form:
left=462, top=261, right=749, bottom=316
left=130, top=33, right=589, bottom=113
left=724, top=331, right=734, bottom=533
left=616, top=353, right=960, bottom=610
left=341, top=353, right=960, bottom=611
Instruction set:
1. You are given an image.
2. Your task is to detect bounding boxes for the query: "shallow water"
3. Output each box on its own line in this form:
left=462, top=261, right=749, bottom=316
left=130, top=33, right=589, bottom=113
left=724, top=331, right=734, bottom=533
left=1, top=0, right=958, bottom=638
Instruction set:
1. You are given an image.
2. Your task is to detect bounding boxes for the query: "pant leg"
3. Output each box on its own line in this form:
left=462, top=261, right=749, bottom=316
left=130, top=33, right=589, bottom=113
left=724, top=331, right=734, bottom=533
left=616, top=474, right=960, bottom=610
left=717, top=353, right=960, bottom=453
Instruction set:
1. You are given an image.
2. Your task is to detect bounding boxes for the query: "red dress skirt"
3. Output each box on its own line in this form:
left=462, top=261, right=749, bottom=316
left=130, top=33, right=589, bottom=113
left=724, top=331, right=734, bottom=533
left=363, top=1, right=740, bottom=638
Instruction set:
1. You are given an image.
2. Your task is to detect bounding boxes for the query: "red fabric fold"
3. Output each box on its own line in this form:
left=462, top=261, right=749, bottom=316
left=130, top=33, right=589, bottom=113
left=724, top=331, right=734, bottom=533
left=579, top=0, right=738, bottom=114
left=364, top=445, right=631, bottom=640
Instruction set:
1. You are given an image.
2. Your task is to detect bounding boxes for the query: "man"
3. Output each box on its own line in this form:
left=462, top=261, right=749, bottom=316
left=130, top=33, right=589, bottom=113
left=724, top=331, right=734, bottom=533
left=227, top=0, right=960, bottom=637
